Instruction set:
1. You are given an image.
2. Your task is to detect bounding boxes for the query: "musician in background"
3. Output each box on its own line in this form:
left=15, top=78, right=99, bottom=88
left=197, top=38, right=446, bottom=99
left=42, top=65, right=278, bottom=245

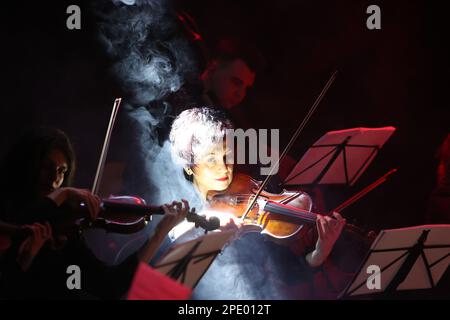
left=427, top=133, right=450, bottom=223
left=198, top=38, right=261, bottom=129
left=0, top=127, right=190, bottom=299
left=0, top=127, right=101, bottom=225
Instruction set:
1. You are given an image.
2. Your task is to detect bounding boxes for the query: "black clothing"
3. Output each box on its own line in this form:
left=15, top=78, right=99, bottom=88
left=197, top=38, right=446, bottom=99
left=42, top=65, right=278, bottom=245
left=0, top=236, right=138, bottom=299
left=0, top=197, right=139, bottom=299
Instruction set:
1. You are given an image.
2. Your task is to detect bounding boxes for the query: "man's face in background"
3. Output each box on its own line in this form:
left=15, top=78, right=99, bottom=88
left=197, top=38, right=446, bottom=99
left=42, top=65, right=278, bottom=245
left=204, top=58, right=255, bottom=109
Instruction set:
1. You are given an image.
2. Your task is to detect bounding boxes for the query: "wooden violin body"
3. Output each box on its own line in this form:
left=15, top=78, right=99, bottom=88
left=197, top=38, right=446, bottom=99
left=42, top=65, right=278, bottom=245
left=208, top=173, right=314, bottom=239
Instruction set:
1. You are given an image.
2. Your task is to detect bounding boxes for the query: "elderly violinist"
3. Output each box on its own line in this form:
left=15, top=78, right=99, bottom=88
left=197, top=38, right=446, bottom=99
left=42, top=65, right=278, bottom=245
left=167, top=107, right=347, bottom=299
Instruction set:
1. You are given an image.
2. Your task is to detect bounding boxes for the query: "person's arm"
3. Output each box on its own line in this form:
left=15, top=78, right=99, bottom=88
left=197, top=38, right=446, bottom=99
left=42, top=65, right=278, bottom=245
left=46, top=187, right=101, bottom=220
left=15, top=223, right=53, bottom=271
left=75, top=200, right=190, bottom=299
left=0, top=222, right=52, bottom=271
left=137, top=200, right=190, bottom=263
left=0, top=222, right=53, bottom=299
left=305, top=212, right=346, bottom=268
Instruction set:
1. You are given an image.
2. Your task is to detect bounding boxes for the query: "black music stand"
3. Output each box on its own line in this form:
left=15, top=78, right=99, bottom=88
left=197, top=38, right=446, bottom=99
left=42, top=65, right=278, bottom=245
left=154, top=230, right=235, bottom=289
left=340, top=224, right=450, bottom=299
left=284, top=127, right=396, bottom=187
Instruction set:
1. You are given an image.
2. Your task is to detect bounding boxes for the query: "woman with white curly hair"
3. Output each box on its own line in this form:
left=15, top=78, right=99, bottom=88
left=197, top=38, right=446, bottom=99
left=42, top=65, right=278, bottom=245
left=168, top=107, right=345, bottom=269
left=168, top=107, right=239, bottom=239
left=169, top=107, right=234, bottom=200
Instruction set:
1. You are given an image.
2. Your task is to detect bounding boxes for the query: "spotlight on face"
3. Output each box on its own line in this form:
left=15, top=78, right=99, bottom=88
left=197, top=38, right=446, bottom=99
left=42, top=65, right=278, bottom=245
left=190, top=143, right=234, bottom=194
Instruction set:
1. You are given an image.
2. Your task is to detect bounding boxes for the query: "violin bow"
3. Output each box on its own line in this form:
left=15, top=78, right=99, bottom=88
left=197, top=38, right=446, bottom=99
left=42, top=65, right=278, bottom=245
left=91, top=98, right=122, bottom=195
left=240, top=71, right=338, bottom=221
left=331, top=168, right=397, bottom=213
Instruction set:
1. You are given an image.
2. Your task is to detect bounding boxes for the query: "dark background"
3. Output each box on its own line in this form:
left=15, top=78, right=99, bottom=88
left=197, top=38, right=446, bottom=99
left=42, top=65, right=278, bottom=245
left=0, top=0, right=448, bottom=231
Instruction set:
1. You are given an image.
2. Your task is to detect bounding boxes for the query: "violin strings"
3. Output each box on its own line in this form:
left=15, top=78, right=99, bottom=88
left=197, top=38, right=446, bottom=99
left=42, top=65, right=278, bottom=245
left=218, top=196, right=317, bottom=223
left=264, top=203, right=317, bottom=223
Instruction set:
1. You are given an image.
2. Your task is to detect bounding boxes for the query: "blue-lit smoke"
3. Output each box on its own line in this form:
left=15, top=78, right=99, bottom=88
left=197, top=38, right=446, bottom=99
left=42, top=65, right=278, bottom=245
left=88, top=0, right=331, bottom=300
left=95, top=0, right=200, bottom=207
left=85, top=0, right=203, bottom=267
left=97, top=0, right=197, bottom=106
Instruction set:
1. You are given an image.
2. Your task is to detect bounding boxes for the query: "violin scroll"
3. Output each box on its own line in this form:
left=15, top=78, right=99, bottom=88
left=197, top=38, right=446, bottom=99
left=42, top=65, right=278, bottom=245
left=186, top=208, right=221, bottom=231
left=78, top=195, right=221, bottom=233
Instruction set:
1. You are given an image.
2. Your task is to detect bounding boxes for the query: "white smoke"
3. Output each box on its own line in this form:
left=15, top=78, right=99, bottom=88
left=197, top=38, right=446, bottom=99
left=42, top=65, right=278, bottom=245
left=86, top=0, right=202, bottom=266
left=113, top=0, right=136, bottom=5
left=97, top=0, right=197, bottom=106
left=125, top=107, right=204, bottom=208
left=94, top=0, right=199, bottom=205
left=113, top=0, right=160, bottom=5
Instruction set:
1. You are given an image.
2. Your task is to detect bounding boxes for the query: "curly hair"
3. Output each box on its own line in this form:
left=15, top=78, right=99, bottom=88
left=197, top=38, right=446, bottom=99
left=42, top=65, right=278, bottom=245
left=169, top=107, right=233, bottom=168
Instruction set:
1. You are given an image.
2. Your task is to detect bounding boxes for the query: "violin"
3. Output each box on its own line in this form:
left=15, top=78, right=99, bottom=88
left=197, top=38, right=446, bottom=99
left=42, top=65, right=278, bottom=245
left=208, top=173, right=378, bottom=245
left=0, top=196, right=220, bottom=251
left=72, top=195, right=220, bottom=234
left=206, top=172, right=380, bottom=280
left=203, top=72, right=340, bottom=239
left=56, top=98, right=219, bottom=236
left=208, top=173, right=314, bottom=239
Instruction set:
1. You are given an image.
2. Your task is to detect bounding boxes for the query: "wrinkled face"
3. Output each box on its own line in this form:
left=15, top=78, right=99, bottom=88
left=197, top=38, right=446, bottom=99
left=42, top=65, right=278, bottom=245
left=190, top=144, right=234, bottom=194
left=38, top=149, right=68, bottom=196
left=209, top=59, right=255, bottom=109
